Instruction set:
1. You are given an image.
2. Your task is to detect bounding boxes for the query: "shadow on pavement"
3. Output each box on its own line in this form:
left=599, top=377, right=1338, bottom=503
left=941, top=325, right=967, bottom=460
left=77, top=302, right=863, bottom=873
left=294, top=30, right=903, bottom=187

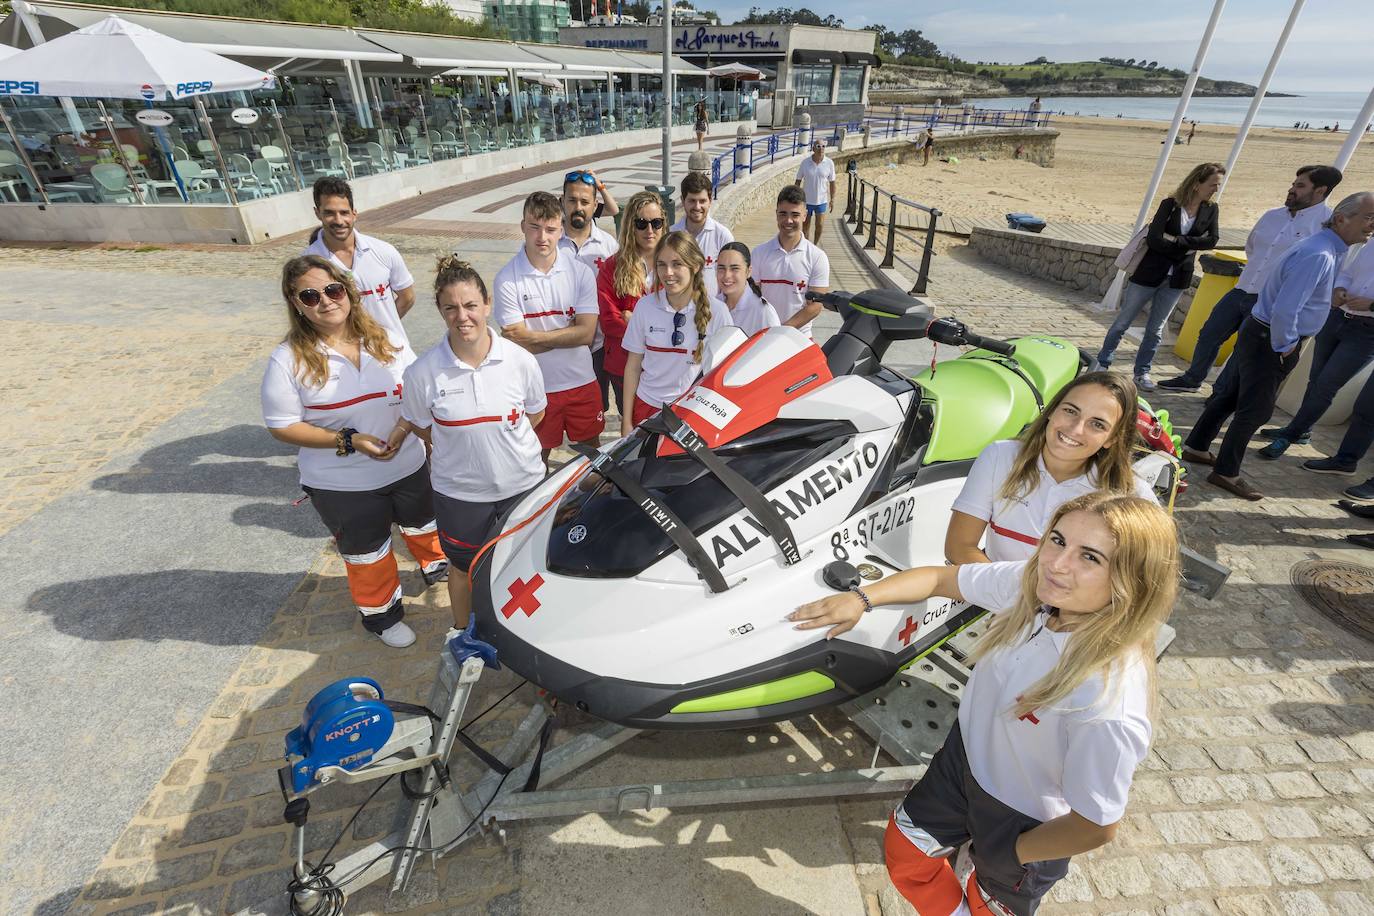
left=92, top=425, right=299, bottom=500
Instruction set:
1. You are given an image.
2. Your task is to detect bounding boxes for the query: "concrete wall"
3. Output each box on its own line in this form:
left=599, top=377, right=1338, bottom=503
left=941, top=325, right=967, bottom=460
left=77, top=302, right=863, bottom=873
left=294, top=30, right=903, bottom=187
left=0, top=120, right=754, bottom=247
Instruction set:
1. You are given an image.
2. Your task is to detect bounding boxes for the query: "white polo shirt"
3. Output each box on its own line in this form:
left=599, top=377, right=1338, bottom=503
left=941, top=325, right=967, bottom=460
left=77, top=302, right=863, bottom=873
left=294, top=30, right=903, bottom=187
left=671, top=216, right=734, bottom=298
left=955, top=560, right=1152, bottom=826
left=795, top=155, right=836, bottom=206
left=305, top=231, right=415, bottom=348
left=1337, top=242, right=1374, bottom=317
left=1235, top=203, right=1332, bottom=294
left=751, top=236, right=829, bottom=337
left=622, top=290, right=735, bottom=407
left=401, top=330, right=547, bottom=502
left=560, top=223, right=619, bottom=353
left=494, top=246, right=599, bottom=394
left=715, top=287, right=780, bottom=337
left=260, top=332, right=425, bottom=492
left=951, top=440, right=1158, bottom=562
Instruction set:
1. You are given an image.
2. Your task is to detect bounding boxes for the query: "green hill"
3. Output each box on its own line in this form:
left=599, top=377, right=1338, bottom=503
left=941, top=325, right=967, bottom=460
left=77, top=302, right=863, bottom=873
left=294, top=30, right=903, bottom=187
left=972, top=59, right=1269, bottom=97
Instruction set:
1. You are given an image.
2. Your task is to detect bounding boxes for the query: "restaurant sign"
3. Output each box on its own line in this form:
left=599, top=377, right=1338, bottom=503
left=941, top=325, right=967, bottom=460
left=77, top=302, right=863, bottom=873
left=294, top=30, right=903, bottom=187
left=675, top=27, right=781, bottom=52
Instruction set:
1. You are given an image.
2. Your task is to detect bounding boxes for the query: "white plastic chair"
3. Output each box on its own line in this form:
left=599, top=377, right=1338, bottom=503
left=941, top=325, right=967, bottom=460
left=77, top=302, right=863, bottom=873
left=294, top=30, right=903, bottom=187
left=89, top=163, right=140, bottom=203
left=251, top=158, right=284, bottom=195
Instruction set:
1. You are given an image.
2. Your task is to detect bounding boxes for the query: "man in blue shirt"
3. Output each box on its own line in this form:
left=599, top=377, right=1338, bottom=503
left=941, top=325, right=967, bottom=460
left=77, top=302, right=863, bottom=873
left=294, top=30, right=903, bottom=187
left=1181, top=192, right=1374, bottom=500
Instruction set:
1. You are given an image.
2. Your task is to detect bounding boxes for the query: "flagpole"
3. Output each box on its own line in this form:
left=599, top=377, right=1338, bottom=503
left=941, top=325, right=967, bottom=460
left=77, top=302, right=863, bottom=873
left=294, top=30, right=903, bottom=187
left=1098, top=0, right=1228, bottom=311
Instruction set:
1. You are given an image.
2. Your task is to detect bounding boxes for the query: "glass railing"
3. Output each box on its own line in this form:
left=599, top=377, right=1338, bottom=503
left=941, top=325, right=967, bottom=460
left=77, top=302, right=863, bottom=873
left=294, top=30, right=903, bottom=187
left=0, top=86, right=754, bottom=206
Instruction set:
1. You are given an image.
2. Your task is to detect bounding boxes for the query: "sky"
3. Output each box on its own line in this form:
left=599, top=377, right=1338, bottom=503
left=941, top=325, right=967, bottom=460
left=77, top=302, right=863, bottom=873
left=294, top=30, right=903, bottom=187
left=706, top=0, right=1374, bottom=93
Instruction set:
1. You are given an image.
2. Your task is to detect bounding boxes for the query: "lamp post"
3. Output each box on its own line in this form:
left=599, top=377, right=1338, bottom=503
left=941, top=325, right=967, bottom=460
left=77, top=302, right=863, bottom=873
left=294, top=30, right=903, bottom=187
left=661, top=1, right=672, bottom=186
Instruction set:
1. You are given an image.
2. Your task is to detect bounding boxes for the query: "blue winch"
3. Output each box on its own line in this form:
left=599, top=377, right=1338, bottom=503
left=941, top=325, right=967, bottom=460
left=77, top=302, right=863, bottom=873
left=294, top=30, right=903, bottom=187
left=284, top=677, right=396, bottom=794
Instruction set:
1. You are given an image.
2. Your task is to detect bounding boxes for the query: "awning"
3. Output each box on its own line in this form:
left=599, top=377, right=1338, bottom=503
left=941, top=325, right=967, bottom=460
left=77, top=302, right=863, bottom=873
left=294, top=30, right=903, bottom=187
left=4, top=0, right=401, bottom=62
left=791, top=49, right=840, bottom=66
left=843, top=51, right=879, bottom=67
left=615, top=50, right=706, bottom=76
left=523, top=43, right=646, bottom=73
left=356, top=29, right=557, bottom=71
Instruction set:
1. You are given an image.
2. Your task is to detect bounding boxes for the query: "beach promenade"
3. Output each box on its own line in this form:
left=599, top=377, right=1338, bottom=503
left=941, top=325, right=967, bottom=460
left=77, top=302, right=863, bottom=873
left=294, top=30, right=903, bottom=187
left=2, top=127, right=1374, bottom=916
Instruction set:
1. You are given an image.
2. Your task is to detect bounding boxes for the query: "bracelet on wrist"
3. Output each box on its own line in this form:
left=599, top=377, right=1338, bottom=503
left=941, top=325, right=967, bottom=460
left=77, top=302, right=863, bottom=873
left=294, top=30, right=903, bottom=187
left=335, top=427, right=358, bottom=456
left=849, top=584, right=874, bottom=613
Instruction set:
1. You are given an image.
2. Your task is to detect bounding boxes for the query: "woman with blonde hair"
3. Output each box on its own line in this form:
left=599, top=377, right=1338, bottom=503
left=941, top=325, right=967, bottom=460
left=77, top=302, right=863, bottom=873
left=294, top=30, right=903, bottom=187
left=791, top=492, right=1179, bottom=916
left=1096, top=161, right=1223, bottom=390
left=946, top=371, right=1157, bottom=565
left=260, top=255, right=447, bottom=648
left=622, top=230, right=735, bottom=429
left=597, top=190, right=664, bottom=418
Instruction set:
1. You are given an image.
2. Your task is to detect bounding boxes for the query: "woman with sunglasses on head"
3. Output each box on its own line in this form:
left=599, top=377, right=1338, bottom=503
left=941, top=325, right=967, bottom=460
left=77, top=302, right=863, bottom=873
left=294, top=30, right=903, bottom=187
left=260, top=255, right=447, bottom=649
left=792, top=491, right=1178, bottom=916
left=397, top=257, right=547, bottom=630
left=622, top=231, right=735, bottom=430
left=714, top=241, right=781, bottom=337
left=597, top=190, right=664, bottom=425
left=945, top=371, right=1157, bottom=566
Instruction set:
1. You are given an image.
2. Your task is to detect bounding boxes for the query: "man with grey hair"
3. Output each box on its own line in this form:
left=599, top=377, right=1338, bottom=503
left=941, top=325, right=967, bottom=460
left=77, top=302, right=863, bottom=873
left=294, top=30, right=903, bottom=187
left=1182, top=191, right=1374, bottom=500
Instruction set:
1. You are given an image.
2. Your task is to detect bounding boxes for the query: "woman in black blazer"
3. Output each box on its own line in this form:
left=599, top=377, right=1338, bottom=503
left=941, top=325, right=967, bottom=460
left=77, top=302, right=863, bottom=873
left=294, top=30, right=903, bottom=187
left=1097, top=162, right=1224, bottom=389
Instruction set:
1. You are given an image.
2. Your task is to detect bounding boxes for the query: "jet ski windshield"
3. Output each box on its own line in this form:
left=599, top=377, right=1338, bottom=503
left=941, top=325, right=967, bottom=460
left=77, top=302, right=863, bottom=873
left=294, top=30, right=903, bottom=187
left=548, top=419, right=855, bottom=580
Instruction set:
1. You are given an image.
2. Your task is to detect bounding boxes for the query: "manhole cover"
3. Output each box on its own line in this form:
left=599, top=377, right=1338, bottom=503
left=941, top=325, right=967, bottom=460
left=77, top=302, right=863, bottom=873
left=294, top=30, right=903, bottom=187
left=1291, top=560, right=1374, bottom=642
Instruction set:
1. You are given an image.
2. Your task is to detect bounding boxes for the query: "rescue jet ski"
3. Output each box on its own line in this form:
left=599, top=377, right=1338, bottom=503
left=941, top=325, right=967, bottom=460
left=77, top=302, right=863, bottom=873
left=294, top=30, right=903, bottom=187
left=470, top=288, right=1186, bottom=730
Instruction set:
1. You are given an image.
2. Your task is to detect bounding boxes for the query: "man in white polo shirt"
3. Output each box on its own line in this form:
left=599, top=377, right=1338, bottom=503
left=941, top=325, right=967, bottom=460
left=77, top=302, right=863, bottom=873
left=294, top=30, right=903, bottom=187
left=795, top=140, right=837, bottom=244
left=305, top=176, right=416, bottom=350
left=559, top=169, right=620, bottom=413
left=496, top=191, right=604, bottom=462
left=671, top=171, right=734, bottom=298
left=1159, top=164, right=1343, bottom=392
left=752, top=184, right=831, bottom=338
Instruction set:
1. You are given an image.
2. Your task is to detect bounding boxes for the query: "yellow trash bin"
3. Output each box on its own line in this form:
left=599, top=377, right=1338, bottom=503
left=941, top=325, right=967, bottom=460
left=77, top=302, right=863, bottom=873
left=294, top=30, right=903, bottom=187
left=1174, top=251, right=1247, bottom=364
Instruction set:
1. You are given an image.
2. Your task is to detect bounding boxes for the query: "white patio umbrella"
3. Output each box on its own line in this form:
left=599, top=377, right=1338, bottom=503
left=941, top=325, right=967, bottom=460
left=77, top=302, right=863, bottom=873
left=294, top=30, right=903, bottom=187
left=0, top=15, right=276, bottom=204
left=707, top=62, right=766, bottom=81
left=0, top=15, right=274, bottom=100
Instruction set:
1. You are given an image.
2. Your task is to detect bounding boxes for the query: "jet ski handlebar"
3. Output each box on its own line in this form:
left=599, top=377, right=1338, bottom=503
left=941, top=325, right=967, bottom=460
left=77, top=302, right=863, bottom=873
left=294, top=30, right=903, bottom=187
left=925, top=317, right=1017, bottom=357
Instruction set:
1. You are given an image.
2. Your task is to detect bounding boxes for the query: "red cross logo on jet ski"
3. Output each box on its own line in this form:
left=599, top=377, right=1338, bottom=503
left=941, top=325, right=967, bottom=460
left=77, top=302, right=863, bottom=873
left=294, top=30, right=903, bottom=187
left=501, top=574, right=545, bottom=619
left=898, top=615, right=919, bottom=646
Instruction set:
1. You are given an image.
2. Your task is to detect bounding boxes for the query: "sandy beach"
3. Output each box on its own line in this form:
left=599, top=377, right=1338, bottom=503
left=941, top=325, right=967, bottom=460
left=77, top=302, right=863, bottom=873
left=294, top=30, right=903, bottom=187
left=874, top=116, right=1374, bottom=231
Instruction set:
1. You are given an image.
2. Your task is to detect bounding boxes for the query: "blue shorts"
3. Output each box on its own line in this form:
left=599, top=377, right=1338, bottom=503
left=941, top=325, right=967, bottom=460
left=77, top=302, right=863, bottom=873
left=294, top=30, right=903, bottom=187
left=806, top=202, right=828, bottom=215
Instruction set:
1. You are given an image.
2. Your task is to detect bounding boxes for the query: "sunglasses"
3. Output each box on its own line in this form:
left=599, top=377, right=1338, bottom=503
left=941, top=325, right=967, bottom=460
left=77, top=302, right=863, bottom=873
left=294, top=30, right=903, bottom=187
left=671, top=310, right=687, bottom=348
left=565, top=170, right=596, bottom=185
left=296, top=283, right=348, bottom=308
left=634, top=217, right=666, bottom=231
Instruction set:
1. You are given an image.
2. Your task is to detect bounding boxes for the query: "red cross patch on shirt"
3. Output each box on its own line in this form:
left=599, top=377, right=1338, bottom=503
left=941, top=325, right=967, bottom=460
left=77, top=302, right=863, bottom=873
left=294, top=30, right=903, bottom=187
left=367, top=283, right=388, bottom=299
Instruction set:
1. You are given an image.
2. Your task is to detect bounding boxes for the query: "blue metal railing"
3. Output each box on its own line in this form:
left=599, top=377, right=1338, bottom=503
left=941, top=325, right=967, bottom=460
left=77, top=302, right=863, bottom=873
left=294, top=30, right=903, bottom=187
left=709, top=106, right=1052, bottom=197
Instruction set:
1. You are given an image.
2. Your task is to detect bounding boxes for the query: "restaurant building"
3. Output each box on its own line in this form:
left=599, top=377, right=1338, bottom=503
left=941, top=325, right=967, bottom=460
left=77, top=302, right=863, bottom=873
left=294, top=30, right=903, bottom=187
left=558, top=22, right=878, bottom=127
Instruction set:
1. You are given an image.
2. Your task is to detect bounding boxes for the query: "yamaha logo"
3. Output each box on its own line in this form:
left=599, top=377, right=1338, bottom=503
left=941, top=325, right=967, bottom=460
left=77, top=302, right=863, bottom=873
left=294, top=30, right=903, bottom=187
left=568, top=524, right=587, bottom=544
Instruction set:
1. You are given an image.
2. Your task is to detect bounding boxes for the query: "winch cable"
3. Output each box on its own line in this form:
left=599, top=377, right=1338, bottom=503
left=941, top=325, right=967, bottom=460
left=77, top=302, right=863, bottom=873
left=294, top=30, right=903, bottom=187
left=287, top=679, right=529, bottom=912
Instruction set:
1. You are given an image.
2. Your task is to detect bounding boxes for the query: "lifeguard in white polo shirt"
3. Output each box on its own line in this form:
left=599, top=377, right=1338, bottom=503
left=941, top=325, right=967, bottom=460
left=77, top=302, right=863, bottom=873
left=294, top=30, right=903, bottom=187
left=399, top=257, right=547, bottom=630
left=946, top=372, right=1157, bottom=565
left=305, top=176, right=416, bottom=350
left=560, top=169, right=620, bottom=414
left=496, top=191, right=604, bottom=463
left=622, top=231, right=735, bottom=429
left=792, top=492, right=1178, bottom=916
left=752, top=184, right=830, bottom=339
left=671, top=171, right=734, bottom=298
left=261, top=255, right=447, bottom=650
left=714, top=241, right=782, bottom=337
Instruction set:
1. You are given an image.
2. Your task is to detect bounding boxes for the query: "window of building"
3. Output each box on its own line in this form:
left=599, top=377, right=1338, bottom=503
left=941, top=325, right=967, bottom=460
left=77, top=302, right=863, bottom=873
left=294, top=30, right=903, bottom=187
left=791, top=65, right=833, bottom=105
left=836, top=66, right=864, bottom=104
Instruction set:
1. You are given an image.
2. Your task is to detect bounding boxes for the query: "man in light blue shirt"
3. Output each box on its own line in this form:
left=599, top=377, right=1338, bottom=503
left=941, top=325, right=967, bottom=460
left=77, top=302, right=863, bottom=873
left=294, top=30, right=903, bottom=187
left=1182, top=192, right=1374, bottom=500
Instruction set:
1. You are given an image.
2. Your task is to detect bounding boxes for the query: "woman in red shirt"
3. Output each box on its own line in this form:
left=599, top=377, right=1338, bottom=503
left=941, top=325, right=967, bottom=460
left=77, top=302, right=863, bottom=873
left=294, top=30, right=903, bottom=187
left=597, top=190, right=664, bottom=431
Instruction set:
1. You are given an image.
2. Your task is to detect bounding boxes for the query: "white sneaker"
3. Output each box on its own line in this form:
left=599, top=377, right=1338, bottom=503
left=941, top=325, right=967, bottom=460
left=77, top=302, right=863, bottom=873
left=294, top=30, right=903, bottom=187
left=377, top=621, right=416, bottom=648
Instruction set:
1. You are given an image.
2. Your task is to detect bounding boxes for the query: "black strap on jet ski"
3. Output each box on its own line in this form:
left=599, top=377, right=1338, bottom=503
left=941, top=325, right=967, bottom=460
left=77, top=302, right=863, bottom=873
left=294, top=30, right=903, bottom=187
left=572, top=443, right=729, bottom=593
left=384, top=699, right=512, bottom=778
left=648, top=408, right=803, bottom=566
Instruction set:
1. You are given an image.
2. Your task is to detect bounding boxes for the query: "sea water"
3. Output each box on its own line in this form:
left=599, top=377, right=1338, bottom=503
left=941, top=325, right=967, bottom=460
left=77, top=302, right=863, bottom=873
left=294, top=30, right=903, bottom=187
left=981, top=91, right=1367, bottom=130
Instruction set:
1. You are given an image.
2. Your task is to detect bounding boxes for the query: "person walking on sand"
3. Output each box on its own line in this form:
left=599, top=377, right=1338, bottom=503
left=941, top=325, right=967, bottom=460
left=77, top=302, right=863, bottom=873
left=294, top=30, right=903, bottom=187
left=1182, top=192, right=1374, bottom=501
left=795, top=140, right=836, bottom=246
left=1096, top=162, right=1223, bottom=390
left=1186, top=121, right=1196, bottom=145
left=1159, top=166, right=1343, bottom=392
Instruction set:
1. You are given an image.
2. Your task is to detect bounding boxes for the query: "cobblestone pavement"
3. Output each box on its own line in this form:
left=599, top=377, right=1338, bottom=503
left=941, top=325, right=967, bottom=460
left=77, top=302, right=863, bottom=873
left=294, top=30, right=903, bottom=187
left=7, top=145, right=1374, bottom=916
